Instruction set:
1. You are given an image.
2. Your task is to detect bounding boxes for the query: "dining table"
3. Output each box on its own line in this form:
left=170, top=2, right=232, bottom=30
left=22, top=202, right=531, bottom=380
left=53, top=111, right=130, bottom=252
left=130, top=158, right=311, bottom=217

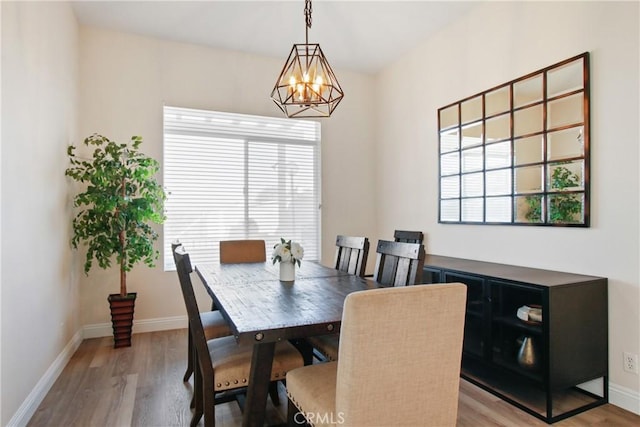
left=195, top=261, right=381, bottom=427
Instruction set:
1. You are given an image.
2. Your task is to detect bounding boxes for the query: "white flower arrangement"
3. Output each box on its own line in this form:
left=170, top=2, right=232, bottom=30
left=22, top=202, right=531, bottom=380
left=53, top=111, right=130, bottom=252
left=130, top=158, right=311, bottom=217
left=272, top=238, right=304, bottom=267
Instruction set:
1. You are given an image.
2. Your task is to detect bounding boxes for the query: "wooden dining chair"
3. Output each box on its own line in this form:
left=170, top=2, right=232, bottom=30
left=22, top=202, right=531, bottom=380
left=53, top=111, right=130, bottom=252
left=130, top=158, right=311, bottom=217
left=219, top=239, right=266, bottom=263
left=286, top=283, right=467, bottom=427
left=307, top=235, right=370, bottom=361
left=394, top=229, right=424, bottom=244
left=332, top=235, right=370, bottom=277
left=172, top=242, right=232, bottom=382
left=309, top=238, right=425, bottom=362
left=173, top=246, right=304, bottom=427
left=374, top=239, right=425, bottom=287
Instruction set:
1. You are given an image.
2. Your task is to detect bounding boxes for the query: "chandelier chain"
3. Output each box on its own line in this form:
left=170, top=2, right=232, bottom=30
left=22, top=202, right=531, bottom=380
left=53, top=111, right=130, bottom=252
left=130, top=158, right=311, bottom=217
left=304, top=0, right=312, bottom=29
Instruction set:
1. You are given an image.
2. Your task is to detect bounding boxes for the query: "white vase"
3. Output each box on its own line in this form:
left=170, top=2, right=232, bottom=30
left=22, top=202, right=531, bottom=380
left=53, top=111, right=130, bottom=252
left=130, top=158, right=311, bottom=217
left=279, top=261, right=295, bottom=282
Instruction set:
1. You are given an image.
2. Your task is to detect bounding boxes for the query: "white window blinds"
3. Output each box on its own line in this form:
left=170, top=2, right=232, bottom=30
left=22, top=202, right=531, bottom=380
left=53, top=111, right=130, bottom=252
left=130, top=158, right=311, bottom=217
left=163, top=106, right=321, bottom=270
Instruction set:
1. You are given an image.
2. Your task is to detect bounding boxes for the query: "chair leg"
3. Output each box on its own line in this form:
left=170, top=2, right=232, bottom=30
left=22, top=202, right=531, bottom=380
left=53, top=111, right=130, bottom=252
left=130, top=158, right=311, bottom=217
left=183, top=324, right=194, bottom=382
left=288, top=397, right=306, bottom=426
left=203, top=377, right=215, bottom=427
left=191, top=357, right=203, bottom=424
left=268, top=381, right=281, bottom=406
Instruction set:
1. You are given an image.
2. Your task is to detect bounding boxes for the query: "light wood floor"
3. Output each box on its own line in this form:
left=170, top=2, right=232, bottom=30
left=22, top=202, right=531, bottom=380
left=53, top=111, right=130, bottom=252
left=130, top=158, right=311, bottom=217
left=28, top=329, right=639, bottom=426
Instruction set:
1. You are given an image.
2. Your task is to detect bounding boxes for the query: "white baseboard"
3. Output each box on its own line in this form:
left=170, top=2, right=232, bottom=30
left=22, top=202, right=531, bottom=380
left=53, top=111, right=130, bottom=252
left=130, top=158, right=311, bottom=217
left=610, top=382, right=640, bottom=416
left=7, top=329, right=83, bottom=427
left=82, top=314, right=187, bottom=338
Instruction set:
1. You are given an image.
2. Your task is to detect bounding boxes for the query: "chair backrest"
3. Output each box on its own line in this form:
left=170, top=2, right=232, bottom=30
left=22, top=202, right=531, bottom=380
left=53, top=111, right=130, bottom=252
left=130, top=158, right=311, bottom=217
left=336, top=283, right=467, bottom=426
left=393, top=229, right=424, bottom=244
left=373, top=240, right=425, bottom=286
left=219, top=239, right=266, bottom=264
left=171, top=240, right=182, bottom=264
left=173, top=246, right=214, bottom=380
left=334, top=235, right=370, bottom=277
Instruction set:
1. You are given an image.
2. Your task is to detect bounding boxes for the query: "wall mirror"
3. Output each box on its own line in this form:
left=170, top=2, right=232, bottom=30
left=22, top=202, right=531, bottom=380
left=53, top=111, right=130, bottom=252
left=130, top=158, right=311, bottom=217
left=438, top=52, right=590, bottom=226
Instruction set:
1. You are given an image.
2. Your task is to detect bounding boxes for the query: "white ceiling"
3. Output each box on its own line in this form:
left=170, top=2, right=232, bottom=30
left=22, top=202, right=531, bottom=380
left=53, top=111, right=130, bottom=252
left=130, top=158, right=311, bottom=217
left=71, top=1, right=479, bottom=74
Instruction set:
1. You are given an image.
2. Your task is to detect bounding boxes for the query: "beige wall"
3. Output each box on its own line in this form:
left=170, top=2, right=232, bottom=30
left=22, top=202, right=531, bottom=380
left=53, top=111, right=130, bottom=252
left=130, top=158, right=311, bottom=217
left=77, top=26, right=377, bottom=326
left=375, top=0, right=639, bottom=405
left=1, top=1, right=79, bottom=424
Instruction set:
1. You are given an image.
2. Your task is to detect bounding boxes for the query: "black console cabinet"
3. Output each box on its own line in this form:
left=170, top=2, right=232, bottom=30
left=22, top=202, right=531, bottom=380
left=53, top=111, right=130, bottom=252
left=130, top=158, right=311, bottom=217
left=424, top=255, right=608, bottom=423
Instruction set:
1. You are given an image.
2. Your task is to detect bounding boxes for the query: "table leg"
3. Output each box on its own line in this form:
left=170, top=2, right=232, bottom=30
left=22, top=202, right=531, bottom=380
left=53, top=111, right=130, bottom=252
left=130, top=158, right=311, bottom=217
left=243, top=341, right=276, bottom=427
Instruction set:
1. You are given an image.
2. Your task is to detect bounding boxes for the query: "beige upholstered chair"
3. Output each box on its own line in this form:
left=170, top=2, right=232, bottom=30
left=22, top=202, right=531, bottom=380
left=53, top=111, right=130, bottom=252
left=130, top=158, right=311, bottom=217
left=394, top=229, right=424, bottom=244
left=219, top=239, right=266, bottom=264
left=286, top=283, right=467, bottom=427
left=173, top=246, right=304, bottom=427
left=171, top=242, right=232, bottom=382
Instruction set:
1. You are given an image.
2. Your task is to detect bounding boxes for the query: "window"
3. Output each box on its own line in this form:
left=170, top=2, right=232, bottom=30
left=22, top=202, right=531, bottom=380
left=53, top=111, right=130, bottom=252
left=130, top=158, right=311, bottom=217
left=163, top=106, right=321, bottom=270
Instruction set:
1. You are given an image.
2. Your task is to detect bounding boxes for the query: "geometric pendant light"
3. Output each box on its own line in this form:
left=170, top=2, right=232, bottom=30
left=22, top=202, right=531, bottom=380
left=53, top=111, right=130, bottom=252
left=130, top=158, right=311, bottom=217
left=270, top=0, right=344, bottom=118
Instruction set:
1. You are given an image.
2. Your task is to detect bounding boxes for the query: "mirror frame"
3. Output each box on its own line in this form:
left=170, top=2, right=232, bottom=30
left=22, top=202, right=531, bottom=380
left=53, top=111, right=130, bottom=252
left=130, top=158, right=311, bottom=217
left=438, top=52, right=590, bottom=227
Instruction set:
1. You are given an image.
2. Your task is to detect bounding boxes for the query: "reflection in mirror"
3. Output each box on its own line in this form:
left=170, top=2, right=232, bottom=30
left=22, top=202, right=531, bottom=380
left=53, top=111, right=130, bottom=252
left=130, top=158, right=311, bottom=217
left=486, top=86, right=510, bottom=116
left=547, top=161, right=584, bottom=192
left=440, top=128, right=459, bottom=153
left=441, top=176, right=460, bottom=198
left=462, top=172, right=484, bottom=197
left=438, top=52, right=589, bottom=226
left=461, top=96, right=482, bottom=123
left=514, top=135, right=543, bottom=165
left=486, top=197, right=511, bottom=222
left=514, top=104, right=543, bottom=137
left=440, top=199, right=459, bottom=221
left=548, top=193, right=584, bottom=224
left=515, top=165, right=543, bottom=194
left=441, top=152, right=460, bottom=176
left=461, top=122, right=483, bottom=148
left=486, top=113, right=510, bottom=142
left=517, top=195, right=543, bottom=223
left=548, top=127, right=583, bottom=161
left=440, top=105, right=458, bottom=129
left=548, top=58, right=583, bottom=97
left=462, top=147, right=483, bottom=173
left=486, top=142, right=511, bottom=169
left=486, top=169, right=511, bottom=196
left=548, top=93, right=583, bottom=128
left=462, top=198, right=483, bottom=222
left=514, top=74, right=543, bottom=108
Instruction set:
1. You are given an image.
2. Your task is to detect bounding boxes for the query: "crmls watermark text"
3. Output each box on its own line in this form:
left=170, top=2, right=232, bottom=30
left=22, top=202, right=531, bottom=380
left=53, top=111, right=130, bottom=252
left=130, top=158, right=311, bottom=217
left=294, top=411, right=345, bottom=425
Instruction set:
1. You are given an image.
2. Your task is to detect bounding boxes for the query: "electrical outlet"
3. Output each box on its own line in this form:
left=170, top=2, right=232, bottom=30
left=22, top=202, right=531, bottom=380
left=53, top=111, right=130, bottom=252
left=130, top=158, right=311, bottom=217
left=623, top=352, right=638, bottom=374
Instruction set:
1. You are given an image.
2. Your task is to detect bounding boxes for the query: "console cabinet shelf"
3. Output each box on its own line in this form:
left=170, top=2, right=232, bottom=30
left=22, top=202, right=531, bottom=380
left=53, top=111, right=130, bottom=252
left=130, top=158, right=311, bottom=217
left=423, top=255, right=608, bottom=424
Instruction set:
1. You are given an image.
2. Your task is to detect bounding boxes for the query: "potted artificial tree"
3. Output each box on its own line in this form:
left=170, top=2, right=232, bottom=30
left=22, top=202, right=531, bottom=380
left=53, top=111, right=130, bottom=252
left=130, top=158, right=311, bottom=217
left=66, top=134, right=165, bottom=348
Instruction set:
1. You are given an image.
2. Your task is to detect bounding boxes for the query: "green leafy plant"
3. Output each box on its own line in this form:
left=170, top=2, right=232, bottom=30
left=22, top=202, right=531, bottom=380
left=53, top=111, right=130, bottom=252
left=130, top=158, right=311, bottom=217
left=66, top=134, right=166, bottom=296
left=525, top=165, right=582, bottom=224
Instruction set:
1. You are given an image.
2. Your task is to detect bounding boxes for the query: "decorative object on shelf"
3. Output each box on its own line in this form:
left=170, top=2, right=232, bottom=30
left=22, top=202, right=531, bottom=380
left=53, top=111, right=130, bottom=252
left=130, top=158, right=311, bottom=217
left=516, top=304, right=543, bottom=324
left=517, top=336, right=539, bottom=370
left=270, top=0, right=344, bottom=118
left=272, top=238, right=304, bottom=282
left=66, top=134, right=166, bottom=348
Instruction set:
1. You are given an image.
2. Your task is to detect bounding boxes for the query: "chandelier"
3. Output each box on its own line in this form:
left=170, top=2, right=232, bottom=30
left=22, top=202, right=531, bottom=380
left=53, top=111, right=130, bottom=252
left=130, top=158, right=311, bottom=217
left=270, top=0, right=344, bottom=118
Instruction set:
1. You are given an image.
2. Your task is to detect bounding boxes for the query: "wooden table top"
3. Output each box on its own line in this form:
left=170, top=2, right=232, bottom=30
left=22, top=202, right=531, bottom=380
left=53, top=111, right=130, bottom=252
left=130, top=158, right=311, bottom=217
left=195, top=262, right=379, bottom=345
